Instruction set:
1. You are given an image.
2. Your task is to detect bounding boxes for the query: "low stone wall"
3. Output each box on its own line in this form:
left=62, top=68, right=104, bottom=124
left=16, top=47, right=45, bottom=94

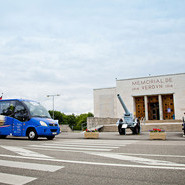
left=102, top=124, right=118, bottom=132
left=87, top=117, right=183, bottom=132
left=60, top=125, right=72, bottom=132
left=141, top=123, right=182, bottom=132
left=87, top=117, right=118, bottom=129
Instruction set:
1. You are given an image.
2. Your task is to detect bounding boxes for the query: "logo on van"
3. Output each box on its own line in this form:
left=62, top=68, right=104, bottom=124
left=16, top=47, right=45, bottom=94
left=0, top=115, right=5, bottom=126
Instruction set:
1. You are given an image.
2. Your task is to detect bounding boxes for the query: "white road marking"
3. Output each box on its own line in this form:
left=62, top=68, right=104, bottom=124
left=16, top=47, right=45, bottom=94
left=25, top=146, right=104, bottom=153
left=0, top=172, right=37, bottom=185
left=1, top=145, right=52, bottom=158
left=118, top=153, right=185, bottom=158
left=42, top=143, right=119, bottom=149
left=27, top=139, right=137, bottom=152
left=29, top=145, right=112, bottom=151
left=26, top=146, right=185, bottom=160
left=54, top=143, right=125, bottom=146
left=0, top=154, right=185, bottom=170
left=0, top=159, right=64, bottom=172
left=55, top=140, right=137, bottom=145
left=85, top=152, right=185, bottom=167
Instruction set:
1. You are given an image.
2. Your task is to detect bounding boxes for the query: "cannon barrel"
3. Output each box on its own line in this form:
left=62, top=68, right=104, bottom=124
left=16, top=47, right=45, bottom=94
left=117, top=94, right=130, bottom=116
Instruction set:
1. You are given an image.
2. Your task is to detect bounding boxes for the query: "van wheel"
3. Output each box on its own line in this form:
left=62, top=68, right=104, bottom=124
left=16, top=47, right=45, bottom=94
left=0, top=135, right=7, bottom=139
left=28, top=129, right=38, bottom=140
left=46, top=136, right=55, bottom=140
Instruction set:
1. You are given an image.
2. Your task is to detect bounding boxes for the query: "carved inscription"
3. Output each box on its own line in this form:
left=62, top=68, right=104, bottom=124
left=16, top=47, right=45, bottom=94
left=132, top=77, right=173, bottom=91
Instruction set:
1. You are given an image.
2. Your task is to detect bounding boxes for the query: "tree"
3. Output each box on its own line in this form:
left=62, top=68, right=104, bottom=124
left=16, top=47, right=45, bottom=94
left=66, top=114, right=76, bottom=129
left=48, top=110, right=94, bottom=130
left=74, top=112, right=94, bottom=130
left=48, top=111, right=68, bottom=125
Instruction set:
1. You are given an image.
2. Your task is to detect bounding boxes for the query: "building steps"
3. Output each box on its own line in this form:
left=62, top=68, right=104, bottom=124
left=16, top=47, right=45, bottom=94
left=87, top=117, right=183, bottom=132
left=100, top=122, right=183, bottom=132
left=145, top=120, right=182, bottom=123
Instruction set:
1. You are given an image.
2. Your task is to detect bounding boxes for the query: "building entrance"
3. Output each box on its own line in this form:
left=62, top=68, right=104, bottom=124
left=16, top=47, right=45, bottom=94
left=148, top=102, right=160, bottom=120
left=135, top=96, right=145, bottom=120
left=148, top=96, right=159, bottom=120
left=162, top=94, right=174, bottom=120
left=135, top=94, right=174, bottom=121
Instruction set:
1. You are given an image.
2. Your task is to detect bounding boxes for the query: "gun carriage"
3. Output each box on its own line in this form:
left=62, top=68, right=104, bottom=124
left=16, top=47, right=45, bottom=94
left=116, top=94, right=140, bottom=135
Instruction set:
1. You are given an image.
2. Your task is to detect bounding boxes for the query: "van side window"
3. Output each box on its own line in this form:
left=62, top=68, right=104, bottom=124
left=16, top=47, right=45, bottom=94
left=14, top=103, right=28, bottom=122
left=0, top=101, right=15, bottom=117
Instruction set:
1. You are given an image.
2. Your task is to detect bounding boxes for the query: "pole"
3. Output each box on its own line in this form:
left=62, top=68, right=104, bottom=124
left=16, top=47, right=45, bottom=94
left=53, top=96, right=54, bottom=119
left=47, top=94, right=60, bottom=119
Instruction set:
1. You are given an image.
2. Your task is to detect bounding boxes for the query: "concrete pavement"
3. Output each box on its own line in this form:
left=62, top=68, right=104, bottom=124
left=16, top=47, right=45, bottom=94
left=58, top=131, right=185, bottom=141
left=0, top=131, right=185, bottom=185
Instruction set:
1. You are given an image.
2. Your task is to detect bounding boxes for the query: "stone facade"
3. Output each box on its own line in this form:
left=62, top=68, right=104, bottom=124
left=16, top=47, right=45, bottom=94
left=93, top=73, right=185, bottom=121
left=93, top=87, right=117, bottom=118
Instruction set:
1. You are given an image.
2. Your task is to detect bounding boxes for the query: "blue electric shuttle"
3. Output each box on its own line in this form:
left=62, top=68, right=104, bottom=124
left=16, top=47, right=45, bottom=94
left=0, top=99, right=60, bottom=140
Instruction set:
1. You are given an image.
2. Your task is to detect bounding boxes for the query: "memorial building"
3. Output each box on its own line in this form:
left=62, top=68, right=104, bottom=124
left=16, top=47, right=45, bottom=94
left=93, top=73, right=185, bottom=121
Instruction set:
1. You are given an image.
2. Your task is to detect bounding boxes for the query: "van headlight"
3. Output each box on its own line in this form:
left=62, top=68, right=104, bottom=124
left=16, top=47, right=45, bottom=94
left=40, top=121, right=48, bottom=127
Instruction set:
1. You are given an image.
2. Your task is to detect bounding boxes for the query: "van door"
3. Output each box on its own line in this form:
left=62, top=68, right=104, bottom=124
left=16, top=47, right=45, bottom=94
left=13, top=102, right=28, bottom=136
left=0, top=100, right=15, bottom=136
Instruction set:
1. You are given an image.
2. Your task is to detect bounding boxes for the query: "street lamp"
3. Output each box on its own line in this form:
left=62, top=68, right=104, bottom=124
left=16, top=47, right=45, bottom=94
left=47, top=94, right=60, bottom=119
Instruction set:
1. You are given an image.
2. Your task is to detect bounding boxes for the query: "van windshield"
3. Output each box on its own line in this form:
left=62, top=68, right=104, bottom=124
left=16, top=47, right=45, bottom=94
left=23, top=101, right=51, bottom=118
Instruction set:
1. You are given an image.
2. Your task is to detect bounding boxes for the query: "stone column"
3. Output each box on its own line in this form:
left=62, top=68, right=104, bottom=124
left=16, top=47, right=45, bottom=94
left=144, top=96, right=148, bottom=120
left=133, top=97, right=136, bottom=118
left=158, top=94, right=163, bottom=120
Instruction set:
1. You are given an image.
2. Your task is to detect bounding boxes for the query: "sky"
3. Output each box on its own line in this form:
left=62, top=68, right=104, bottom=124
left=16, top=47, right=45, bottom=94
left=0, top=0, right=185, bottom=114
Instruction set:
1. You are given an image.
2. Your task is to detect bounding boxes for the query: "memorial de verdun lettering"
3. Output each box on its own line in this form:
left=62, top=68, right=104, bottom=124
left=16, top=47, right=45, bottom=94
left=132, top=77, right=173, bottom=91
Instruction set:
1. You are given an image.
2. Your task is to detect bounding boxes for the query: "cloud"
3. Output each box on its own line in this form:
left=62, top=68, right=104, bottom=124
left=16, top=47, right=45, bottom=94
left=0, top=0, right=184, bottom=114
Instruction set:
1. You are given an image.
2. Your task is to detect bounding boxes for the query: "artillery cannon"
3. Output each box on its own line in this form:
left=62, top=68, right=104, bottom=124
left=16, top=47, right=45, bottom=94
left=116, top=94, right=140, bottom=135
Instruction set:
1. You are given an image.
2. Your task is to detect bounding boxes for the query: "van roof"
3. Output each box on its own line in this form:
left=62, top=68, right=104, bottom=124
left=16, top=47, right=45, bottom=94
left=0, top=99, right=37, bottom=102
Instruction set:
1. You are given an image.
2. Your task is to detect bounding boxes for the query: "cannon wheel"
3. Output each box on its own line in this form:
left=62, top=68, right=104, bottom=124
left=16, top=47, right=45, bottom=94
left=132, top=119, right=141, bottom=134
left=132, top=125, right=140, bottom=135
left=118, top=125, right=126, bottom=135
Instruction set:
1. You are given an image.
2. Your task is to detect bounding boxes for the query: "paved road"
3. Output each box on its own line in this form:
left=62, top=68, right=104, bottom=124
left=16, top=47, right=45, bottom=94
left=0, top=132, right=185, bottom=185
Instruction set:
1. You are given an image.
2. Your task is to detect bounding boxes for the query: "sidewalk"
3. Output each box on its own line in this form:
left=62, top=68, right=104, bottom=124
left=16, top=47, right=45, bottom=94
left=57, top=131, right=185, bottom=141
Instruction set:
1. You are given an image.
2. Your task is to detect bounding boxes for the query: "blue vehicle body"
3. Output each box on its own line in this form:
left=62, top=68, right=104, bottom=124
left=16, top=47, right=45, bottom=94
left=0, top=99, right=60, bottom=140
